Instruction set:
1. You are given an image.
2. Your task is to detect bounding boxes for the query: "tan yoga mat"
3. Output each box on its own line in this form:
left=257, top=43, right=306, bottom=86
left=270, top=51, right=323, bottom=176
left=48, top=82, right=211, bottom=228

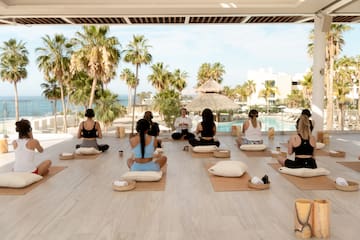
left=0, top=166, right=67, bottom=195
left=242, top=150, right=271, bottom=158
left=205, top=163, right=256, bottom=192
left=337, top=162, right=360, bottom=172
left=133, top=166, right=167, bottom=191
left=268, top=163, right=336, bottom=190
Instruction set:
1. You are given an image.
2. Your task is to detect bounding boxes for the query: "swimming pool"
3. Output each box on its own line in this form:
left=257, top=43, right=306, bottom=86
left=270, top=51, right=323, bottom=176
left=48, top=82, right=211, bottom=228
left=217, top=116, right=296, bottom=132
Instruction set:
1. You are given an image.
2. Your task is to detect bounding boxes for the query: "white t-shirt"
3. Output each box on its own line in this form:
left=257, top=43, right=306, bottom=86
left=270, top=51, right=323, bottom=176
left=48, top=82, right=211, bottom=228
left=174, top=116, right=192, bottom=132
left=244, top=119, right=262, bottom=141
left=13, top=139, right=37, bottom=172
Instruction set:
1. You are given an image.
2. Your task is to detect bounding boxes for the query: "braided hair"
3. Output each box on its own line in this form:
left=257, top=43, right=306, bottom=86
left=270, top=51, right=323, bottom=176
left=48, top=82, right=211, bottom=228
left=136, top=119, right=150, bottom=158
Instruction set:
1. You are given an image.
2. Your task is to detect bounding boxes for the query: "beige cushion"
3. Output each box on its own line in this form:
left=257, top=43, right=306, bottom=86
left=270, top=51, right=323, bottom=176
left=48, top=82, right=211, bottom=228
left=192, top=145, right=218, bottom=153
left=75, top=147, right=101, bottom=155
left=279, top=167, right=330, bottom=177
left=121, top=171, right=163, bottom=182
left=0, top=172, right=43, bottom=188
left=208, top=161, right=248, bottom=177
left=316, top=142, right=325, bottom=149
left=240, top=144, right=267, bottom=151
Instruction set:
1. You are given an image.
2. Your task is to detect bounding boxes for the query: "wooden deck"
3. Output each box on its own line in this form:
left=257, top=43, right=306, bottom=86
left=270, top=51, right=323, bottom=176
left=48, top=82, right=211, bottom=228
left=0, top=132, right=360, bottom=240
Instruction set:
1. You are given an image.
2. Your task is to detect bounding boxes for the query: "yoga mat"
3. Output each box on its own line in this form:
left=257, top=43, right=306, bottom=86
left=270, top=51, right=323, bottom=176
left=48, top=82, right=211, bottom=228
left=74, top=153, right=100, bottom=159
left=0, top=166, right=67, bottom=195
left=133, top=166, right=167, bottom=191
left=268, top=163, right=336, bottom=190
left=205, top=163, right=256, bottom=192
left=242, top=150, right=271, bottom=158
left=337, top=162, right=360, bottom=172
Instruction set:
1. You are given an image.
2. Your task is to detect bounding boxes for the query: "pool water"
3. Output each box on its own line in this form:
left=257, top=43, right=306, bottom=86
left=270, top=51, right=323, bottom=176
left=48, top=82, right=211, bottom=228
left=217, top=116, right=296, bottom=132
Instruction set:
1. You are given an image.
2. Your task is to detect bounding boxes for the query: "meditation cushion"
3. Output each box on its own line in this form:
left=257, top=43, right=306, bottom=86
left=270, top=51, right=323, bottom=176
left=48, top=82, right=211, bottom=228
left=192, top=145, right=218, bottom=153
left=0, top=172, right=43, bottom=188
left=240, top=144, right=267, bottom=151
left=75, top=147, right=101, bottom=155
left=208, top=161, right=248, bottom=177
left=316, top=142, right=325, bottom=149
left=278, top=167, right=330, bottom=177
left=121, top=171, right=163, bottom=182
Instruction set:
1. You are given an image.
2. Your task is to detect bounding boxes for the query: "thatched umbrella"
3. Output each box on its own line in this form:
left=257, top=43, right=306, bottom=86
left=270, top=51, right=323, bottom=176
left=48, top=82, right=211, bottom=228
left=186, top=79, right=239, bottom=112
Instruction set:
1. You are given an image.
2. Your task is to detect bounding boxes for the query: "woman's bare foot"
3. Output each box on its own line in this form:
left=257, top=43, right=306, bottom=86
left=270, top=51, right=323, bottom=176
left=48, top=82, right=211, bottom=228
left=276, top=155, right=286, bottom=166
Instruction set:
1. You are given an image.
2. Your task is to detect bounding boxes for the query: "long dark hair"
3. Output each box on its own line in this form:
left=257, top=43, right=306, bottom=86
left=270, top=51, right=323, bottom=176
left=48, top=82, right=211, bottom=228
left=248, top=109, right=259, bottom=128
left=201, top=108, right=215, bottom=133
left=15, top=119, right=32, bottom=139
left=136, top=119, right=150, bottom=158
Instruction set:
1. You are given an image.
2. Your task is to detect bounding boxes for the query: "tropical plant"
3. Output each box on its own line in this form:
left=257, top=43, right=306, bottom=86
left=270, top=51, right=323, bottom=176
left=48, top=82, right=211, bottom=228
left=69, top=71, right=94, bottom=110
left=36, top=34, right=73, bottom=132
left=41, top=79, right=61, bottom=133
left=301, top=71, right=313, bottom=107
left=94, top=89, right=126, bottom=131
left=285, top=90, right=306, bottom=108
left=123, top=35, right=152, bottom=134
left=148, top=62, right=171, bottom=91
left=243, top=80, right=256, bottom=107
left=171, top=69, right=187, bottom=92
left=197, top=62, right=225, bottom=86
left=153, top=89, right=181, bottom=128
left=71, top=25, right=121, bottom=109
left=120, top=68, right=137, bottom=111
left=0, top=39, right=29, bottom=121
left=258, top=80, right=277, bottom=114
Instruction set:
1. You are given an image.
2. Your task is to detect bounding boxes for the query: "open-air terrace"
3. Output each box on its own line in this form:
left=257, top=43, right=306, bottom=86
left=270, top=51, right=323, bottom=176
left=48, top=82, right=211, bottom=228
left=0, top=130, right=359, bottom=239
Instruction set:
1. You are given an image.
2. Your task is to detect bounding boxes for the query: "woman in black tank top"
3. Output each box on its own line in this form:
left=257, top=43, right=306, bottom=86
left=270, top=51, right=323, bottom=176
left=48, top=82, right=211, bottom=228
left=277, top=115, right=317, bottom=169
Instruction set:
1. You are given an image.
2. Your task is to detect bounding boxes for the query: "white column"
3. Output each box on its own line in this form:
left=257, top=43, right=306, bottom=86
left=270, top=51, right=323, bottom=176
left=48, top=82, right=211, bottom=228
left=312, top=14, right=327, bottom=134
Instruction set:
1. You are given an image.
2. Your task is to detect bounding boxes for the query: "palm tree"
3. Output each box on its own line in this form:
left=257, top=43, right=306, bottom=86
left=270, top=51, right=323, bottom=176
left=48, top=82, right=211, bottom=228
left=0, top=39, right=29, bottom=121
left=211, top=62, right=225, bottom=83
left=148, top=62, right=171, bottom=91
left=36, top=34, right=73, bottom=132
left=41, top=79, right=61, bottom=133
left=123, top=35, right=152, bottom=134
left=71, top=25, right=121, bottom=109
left=243, top=80, right=256, bottom=107
left=259, top=80, right=277, bottom=114
left=301, top=71, right=312, bottom=107
left=69, top=71, right=94, bottom=110
left=171, top=69, right=187, bottom=92
left=197, top=62, right=225, bottom=86
left=120, top=68, right=137, bottom=112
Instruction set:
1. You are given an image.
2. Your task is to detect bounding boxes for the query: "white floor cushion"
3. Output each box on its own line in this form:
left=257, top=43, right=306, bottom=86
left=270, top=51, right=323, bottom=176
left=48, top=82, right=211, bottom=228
left=192, top=145, right=218, bottom=153
left=121, top=171, right=163, bottom=182
left=0, top=172, right=43, bottom=188
left=279, top=167, right=330, bottom=177
left=240, top=144, right=267, bottom=151
left=208, top=161, right=248, bottom=177
left=75, top=147, right=101, bottom=155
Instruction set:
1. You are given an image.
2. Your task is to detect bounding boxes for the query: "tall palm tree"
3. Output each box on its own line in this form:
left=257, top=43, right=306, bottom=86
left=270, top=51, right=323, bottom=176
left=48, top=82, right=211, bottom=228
left=148, top=62, right=171, bottom=91
left=71, top=25, right=121, bottom=109
left=36, top=34, right=73, bottom=132
left=197, top=62, right=225, bottom=86
left=0, top=39, right=29, bottom=121
left=211, top=62, right=225, bottom=83
left=41, top=79, right=61, bottom=133
left=243, top=80, right=256, bottom=107
left=120, top=68, right=137, bottom=112
left=301, top=71, right=312, bottom=107
left=171, top=69, right=187, bottom=92
left=123, top=35, right=152, bottom=134
left=259, top=80, right=277, bottom=114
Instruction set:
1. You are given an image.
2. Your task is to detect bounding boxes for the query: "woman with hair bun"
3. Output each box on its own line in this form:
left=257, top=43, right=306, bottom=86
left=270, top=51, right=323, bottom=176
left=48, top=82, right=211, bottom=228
left=127, top=119, right=167, bottom=171
left=13, top=119, right=52, bottom=176
left=277, top=114, right=317, bottom=168
left=76, top=108, right=109, bottom=152
left=236, top=109, right=263, bottom=146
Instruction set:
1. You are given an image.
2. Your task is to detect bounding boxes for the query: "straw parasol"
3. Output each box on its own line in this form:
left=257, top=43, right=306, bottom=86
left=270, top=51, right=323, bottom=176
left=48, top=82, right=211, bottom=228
left=186, top=79, right=239, bottom=111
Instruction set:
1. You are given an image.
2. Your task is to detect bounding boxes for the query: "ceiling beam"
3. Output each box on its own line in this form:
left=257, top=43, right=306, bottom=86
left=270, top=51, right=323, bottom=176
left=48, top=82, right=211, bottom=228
left=322, top=0, right=355, bottom=14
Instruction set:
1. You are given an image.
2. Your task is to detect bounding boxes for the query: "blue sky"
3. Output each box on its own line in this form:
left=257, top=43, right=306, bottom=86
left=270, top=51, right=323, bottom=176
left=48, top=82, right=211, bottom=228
left=0, top=23, right=359, bottom=97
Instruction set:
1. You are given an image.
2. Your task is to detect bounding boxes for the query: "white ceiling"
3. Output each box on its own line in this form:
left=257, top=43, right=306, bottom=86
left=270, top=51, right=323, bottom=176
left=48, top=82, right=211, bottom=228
left=0, top=0, right=359, bottom=25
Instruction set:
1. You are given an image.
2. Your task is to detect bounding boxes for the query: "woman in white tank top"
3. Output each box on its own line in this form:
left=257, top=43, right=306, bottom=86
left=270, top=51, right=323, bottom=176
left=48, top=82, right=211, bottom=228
left=12, top=119, right=52, bottom=176
left=236, top=109, right=263, bottom=146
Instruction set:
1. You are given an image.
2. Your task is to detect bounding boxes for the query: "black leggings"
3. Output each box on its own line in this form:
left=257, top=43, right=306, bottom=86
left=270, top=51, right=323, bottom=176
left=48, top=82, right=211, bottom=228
left=188, top=138, right=220, bottom=147
left=285, top=157, right=317, bottom=169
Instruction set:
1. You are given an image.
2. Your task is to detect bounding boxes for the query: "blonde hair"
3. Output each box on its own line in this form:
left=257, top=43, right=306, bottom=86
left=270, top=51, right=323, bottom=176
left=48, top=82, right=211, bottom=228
left=297, top=115, right=311, bottom=140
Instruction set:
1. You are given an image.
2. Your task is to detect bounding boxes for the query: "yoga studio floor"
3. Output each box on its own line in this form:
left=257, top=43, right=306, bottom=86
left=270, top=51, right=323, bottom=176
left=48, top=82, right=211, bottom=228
left=0, top=132, right=359, bottom=240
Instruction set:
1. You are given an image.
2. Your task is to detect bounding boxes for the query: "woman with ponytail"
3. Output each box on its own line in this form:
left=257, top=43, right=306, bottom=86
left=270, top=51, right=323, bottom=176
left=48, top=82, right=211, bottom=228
left=236, top=109, right=263, bottom=146
left=127, top=119, right=167, bottom=171
left=277, top=114, right=317, bottom=168
left=13, top=119, right=52, bottom=176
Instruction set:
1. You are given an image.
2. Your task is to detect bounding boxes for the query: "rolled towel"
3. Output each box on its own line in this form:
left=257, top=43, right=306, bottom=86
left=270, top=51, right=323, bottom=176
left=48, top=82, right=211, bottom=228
left=335, top=177, right=348, bottom=186
left=62, top=152, right=74, bottom=156
left=113, top=180, right=129, bottom=187
left=251, top=176, right=264, bottom=185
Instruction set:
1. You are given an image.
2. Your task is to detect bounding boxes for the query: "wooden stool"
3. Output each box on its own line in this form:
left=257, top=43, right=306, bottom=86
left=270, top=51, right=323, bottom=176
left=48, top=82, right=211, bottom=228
left=0, top=138, right=8, bottom=153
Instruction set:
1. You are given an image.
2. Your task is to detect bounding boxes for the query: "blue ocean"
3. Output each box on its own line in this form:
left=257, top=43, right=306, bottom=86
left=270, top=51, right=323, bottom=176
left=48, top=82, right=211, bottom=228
left=0, top=95, right=128, bottom=120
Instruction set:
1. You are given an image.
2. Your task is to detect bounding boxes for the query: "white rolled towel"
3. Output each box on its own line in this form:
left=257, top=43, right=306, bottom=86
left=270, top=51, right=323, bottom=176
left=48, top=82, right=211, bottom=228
left=113, top=180, right=129, bottom=187
left=251, top=176, right=264, bottom=185
left=335, top=177, right=348, bottom=186
left=62, top=152, right=73, bottom=156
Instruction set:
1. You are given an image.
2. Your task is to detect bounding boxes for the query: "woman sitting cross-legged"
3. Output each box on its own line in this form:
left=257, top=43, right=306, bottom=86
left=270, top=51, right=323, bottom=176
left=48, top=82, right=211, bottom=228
left=76, top=108, right=109, bottom=152
left=277, top=114, right=317, bottom=169
left=127, top=119, right=167, bottom=171
left=188, top=108, right=220, bottom=147
left=236, top=109, right=263, bottom=147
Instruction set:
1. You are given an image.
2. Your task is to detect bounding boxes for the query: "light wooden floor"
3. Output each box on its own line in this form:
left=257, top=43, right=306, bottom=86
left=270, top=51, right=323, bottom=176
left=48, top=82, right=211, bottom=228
left=0, top=132, right=360, bottom=240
